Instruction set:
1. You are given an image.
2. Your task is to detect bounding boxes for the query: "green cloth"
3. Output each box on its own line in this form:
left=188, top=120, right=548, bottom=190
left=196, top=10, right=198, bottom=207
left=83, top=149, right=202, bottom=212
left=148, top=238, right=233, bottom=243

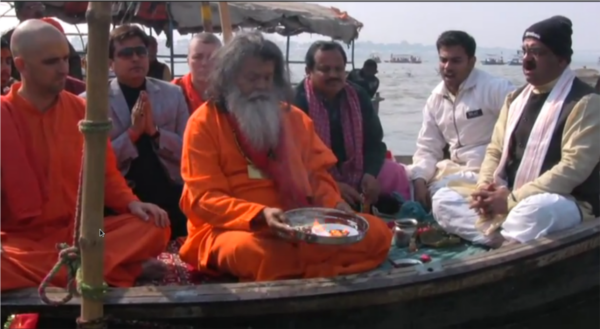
left=374, top=195, right=489, bottom=271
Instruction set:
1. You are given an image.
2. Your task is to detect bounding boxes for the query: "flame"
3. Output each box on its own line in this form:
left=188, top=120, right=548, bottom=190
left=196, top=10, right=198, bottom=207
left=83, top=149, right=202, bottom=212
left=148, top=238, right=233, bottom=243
left=312, top=220, right=326, bottom=233
left=311, top=220, right=350, bottom=237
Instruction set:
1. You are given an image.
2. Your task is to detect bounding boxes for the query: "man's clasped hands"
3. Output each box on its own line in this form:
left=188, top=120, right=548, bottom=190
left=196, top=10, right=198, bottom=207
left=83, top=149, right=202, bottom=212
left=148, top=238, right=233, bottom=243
left=469, top=182, right=511, bottom=217
left=128, top=91, right=159, bottom=142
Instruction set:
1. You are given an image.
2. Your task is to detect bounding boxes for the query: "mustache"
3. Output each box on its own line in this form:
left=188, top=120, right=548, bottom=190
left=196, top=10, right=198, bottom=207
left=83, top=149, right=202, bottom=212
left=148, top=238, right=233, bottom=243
left=326, top=78, right=342, bottom=83
left=523, top=60, right=537, bottom=70
left=247, top=91, right=271, bottom=101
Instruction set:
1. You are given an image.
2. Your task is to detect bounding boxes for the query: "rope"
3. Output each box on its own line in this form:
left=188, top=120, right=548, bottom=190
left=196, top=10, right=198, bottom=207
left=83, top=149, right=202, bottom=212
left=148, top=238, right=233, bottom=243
left=38, top=119, right=112, bottom=306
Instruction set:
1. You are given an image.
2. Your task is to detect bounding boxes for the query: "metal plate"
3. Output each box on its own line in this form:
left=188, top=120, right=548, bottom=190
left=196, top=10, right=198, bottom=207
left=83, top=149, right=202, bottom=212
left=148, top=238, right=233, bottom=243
left=277, top=207, right=369, bottom=245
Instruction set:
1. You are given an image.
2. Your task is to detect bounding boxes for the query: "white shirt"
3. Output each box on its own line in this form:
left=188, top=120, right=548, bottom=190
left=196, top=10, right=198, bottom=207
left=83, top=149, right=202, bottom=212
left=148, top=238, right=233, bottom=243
left=410, top=68, right=516, bottom=183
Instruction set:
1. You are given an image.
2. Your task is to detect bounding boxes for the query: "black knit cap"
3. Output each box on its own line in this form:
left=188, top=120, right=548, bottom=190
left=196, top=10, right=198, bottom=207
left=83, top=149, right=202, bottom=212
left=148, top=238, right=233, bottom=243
left=523, top=15, right=573, bottom=60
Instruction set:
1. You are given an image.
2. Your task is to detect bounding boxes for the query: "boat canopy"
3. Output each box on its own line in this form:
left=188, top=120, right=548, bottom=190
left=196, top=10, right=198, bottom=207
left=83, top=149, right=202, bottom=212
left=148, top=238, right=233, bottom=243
left=40, top=1, right=363, bottom=44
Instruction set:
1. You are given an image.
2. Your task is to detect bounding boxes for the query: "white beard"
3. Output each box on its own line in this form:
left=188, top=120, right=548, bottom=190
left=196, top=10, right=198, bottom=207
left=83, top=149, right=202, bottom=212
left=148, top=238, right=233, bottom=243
left=226, top=88, right=282, bottom=152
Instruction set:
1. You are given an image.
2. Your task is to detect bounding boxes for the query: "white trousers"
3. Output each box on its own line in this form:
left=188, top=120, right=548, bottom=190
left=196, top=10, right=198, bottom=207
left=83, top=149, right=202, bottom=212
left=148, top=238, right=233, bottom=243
left=432, top=189, right=582, bottom=246
left=429, top=171, right=479, bottom=197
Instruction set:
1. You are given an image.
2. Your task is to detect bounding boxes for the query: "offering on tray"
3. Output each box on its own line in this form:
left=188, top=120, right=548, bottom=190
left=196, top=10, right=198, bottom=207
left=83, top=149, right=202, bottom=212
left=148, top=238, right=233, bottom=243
left=279, top=208, right=369, bottom=245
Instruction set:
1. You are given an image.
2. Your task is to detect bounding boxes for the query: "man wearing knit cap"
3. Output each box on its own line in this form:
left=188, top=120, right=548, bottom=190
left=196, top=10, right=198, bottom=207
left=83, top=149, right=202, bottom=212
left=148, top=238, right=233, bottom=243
left=433, top=16, right=600, bottom=247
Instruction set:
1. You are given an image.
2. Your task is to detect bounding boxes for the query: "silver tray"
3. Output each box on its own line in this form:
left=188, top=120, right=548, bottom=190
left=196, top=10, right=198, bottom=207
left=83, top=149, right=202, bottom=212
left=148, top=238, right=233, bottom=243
left=277, top=207, right=369, bottom=245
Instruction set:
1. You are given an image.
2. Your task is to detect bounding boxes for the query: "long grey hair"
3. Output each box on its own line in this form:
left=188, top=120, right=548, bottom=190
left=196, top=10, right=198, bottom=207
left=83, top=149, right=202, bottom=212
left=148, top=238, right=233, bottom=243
left=205, top=31, right=294, bottom=106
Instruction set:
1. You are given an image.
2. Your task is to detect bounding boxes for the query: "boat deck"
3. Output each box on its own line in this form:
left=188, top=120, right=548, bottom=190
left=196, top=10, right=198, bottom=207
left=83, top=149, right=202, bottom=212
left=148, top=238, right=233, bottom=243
left=134, top=238, right=224, bottom=286
left=143, top=233, right=488, bottom=288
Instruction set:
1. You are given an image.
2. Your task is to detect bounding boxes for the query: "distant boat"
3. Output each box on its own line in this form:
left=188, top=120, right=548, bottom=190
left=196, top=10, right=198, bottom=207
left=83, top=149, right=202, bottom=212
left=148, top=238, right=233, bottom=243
left=507, top=50, right=523, bottom=66
left=481, top=53, right=505, bottom=66
left=385, top=54, right=422, bottom=64
left=369, top=52, right=382, bottom=63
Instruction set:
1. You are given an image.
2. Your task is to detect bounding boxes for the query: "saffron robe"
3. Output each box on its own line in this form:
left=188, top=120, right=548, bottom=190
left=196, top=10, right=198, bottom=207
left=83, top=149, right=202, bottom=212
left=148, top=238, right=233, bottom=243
left=172, top=73, right=205, bottom=114
left=179, top=102, right=392, bottom=282
left=0, top=84, right=170, bottom=292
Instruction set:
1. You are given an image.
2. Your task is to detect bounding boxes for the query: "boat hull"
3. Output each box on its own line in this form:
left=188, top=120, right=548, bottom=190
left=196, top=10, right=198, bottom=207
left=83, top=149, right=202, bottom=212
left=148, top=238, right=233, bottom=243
left=2, top=154, right=598, bottom=328
left=2, top=219, right=598, bottom=328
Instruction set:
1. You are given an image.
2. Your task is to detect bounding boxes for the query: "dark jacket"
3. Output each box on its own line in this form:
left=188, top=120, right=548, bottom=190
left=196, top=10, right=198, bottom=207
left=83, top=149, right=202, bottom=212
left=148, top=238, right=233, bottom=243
left=1, top=28, right=83, bottom=80
left=507, top=78, right=599, bottom=216
left=293, top=79, right=387, bottom=178
left=347, top=69, right=380, bottom=98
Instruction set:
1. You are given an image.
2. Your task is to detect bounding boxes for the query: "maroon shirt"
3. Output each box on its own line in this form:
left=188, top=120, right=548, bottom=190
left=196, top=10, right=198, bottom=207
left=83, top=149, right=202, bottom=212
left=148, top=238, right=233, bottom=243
left=65, top=76, right=86, bottom=95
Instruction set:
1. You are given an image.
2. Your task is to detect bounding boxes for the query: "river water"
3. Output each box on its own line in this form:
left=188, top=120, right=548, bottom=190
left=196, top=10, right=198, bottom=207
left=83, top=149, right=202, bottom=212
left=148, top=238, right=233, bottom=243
left=171, top=61, right=599, bottom=156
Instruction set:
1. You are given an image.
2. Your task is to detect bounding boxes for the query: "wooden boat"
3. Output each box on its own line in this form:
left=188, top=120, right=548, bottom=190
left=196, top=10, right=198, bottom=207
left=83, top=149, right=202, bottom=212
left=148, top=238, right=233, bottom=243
left=3, top=152, right=598, bottom=328
left=2, top=2, right=599, bottom=328
left=481, top=53, right=505, bottom=66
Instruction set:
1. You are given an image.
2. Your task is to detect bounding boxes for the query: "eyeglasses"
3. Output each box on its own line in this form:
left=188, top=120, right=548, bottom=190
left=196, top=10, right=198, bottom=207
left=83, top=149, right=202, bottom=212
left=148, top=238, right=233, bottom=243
left=521, top=47, right=549, bottom=57
left=116, top=46, right=148, bottom=59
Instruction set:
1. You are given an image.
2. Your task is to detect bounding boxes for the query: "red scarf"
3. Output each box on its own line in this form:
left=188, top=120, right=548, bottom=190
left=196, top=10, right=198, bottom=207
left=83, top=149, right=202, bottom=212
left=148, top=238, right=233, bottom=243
left=304, top=78, right=364, bottom=189
left=173, top=73, right=205, bottom=114
left=225, top=110, right=313, bottom=210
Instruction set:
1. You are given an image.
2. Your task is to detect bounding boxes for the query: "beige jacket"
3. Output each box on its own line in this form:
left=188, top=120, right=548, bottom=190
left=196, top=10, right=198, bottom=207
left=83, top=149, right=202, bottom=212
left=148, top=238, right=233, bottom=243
left=477, top=80, right=600, bottom=219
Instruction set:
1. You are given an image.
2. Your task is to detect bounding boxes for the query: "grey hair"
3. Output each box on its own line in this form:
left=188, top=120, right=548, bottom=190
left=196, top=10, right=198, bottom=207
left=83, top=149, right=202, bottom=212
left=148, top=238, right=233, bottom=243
left=206, top=31, right=293, bottom=105
left=191, top=32, right=222, bottom=47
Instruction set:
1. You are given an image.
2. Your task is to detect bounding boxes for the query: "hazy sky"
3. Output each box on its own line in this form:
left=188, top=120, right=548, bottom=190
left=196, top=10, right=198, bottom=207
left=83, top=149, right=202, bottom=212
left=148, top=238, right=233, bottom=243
left=1, top=2, right=598, bottom=51
left=313, top=2, right=599, bottom=51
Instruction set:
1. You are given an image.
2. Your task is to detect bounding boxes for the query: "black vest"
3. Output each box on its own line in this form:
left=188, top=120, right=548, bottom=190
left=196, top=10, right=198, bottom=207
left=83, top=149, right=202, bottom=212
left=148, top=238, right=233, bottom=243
left=505, top=78, right=599, bottom=216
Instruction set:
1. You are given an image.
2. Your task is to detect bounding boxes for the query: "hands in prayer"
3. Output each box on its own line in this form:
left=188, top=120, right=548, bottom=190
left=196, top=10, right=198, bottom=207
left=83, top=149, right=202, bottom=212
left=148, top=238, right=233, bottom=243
left=128, top=91, right=157, bottom=141
left=470, top=183, right=510, bottom=217
left=128, top=201, right=170, bottom=228
left=361, top=174, right=380, bottom=204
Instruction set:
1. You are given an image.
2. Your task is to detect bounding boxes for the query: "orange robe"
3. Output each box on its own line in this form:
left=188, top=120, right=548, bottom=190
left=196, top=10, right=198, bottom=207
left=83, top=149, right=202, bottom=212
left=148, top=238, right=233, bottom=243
left=179, top=102, right=392, bottom=281
left=172, top=73, right=205, bottom=114
left=0, top=84, right=170, bottom=292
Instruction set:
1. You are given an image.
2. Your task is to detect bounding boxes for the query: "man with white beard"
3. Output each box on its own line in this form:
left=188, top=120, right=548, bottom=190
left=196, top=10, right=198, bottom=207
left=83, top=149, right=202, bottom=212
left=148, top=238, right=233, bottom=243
left=178, top=31, right=392, bottom=282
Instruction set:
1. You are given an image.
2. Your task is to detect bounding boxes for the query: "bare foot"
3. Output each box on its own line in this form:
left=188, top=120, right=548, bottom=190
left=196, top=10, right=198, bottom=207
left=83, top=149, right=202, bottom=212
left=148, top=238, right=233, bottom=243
left=139, top=259, right=168, bottom=281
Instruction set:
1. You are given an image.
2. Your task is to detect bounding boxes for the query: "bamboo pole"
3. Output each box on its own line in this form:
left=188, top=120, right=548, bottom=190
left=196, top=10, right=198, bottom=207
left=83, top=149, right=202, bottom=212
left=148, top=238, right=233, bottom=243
left=78, top=2, right=112, bottom=327
left=200, top=2, right=213, bottom=33
left=217, top=2, right=233, bottom=43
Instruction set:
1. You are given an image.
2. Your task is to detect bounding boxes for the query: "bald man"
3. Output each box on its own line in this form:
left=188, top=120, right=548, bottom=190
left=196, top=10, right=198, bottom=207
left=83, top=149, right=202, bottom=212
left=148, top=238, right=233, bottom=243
left=172, top=33, right=222, bottom=113
left=0, top=2, right=83, bottom=80
left=0, top=20, right=171, bottom=292
left=146, top=36, right=171, bottom=81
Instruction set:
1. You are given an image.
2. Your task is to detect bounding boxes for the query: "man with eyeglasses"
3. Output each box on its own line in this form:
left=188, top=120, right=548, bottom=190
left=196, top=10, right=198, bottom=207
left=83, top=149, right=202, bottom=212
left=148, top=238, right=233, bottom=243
left=432, top=16, right=600, bottom=247
left=1, top=2, right=83, bottom=80
left=79, top=24, right=190, bottom=240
